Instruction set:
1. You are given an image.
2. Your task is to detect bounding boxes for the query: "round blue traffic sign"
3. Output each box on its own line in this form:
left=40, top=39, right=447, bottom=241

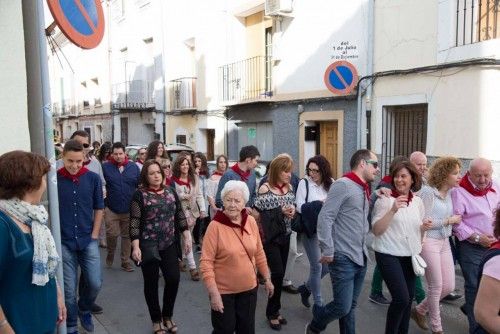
left=324, top=61, right=359, bottom=95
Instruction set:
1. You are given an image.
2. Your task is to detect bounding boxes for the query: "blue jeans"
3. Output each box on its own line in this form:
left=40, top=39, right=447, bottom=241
left=458, top=241, right=486, bottom=334
left=310, top=252, right=367, bottom=333
left=62, top=240, right=102, bottom=333
left=302, top=233, right=330, bottom=306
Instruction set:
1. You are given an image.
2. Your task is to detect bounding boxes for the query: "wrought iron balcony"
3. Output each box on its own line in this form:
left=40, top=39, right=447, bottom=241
left=112, top=80, right=155, bottom=110
left=169, top=77, right=197, bottom=111
left=218, top=56, right=272, bottom=104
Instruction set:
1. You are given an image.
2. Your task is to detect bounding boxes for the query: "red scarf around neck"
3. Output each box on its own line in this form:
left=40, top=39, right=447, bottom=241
left=83, top=159, right=92, bottom=166
left=390, top=189, right=414, bottom=204
left=213, top=209, right=249, bottom=235
left=136, top=159, right=144, bottom=165
left=172, top=176, right=191, bottom=190
left=57, top=167, right=89, bottom=184
left=232, top=163, right=251, bottom=182
left=459, top=171, right=496, bottom=197
left=381, top=175, right=392, bottom=184
left=344, top=172, right=371, bottom=199
left=212, top=170, right=224, bottom=177
left=145, top=185, right=164, bottom=194
left=275, top=183, right=288, bottom=194
left=107, top=156, right=129, bottom=168
left=491, top=240, right=500, bottom=250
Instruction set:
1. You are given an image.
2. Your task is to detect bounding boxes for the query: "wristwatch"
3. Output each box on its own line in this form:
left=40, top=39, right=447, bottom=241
left=474, top=234, right=480, bottom=244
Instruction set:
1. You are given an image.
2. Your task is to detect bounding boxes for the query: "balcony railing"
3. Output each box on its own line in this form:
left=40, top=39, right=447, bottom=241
left=112, top=80, right=155, bottom=110
left=456, top=0, right=499, bottom=46
left=52, top=102, right=77, bottom=117
left=169, top=77, right=197, bottom=111
left=218, top=56, right=272, bottom=104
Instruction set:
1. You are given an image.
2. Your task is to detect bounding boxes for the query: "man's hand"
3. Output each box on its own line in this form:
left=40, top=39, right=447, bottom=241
left=319, top=255, right=333, bottom=264
left=480, top=235, right=497, bottom=248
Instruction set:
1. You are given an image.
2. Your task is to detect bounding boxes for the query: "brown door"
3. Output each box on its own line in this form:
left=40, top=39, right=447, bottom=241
left=319, top=122, right=338, bottom=179
left=120, top=117, right=128, bottom=146
left=206, top=129, right=215, bottom=160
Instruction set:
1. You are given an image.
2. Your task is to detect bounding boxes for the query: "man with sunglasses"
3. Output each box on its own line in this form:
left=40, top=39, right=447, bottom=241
left=135, top=148, right=147, bottom=170
left=306, top=149, right=379, bottom=334
left=56, top=130, right=107, bottom=316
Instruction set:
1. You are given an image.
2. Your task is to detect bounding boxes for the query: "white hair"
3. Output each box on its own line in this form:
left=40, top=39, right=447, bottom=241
left=221, top=180, right=250, bottom=204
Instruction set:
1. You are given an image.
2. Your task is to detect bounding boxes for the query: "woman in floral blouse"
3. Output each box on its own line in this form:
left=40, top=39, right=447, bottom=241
left=130, top=160, right=191, bottom=334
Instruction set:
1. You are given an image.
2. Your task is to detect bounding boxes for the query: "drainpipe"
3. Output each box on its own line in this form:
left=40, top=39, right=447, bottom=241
left=22, top=1, right=66, bottom=333
left=159, top=0, right=167, bottom=142
left=357, top=0, right=375, bottom=149
left=365, top=0, right=375, bottom=150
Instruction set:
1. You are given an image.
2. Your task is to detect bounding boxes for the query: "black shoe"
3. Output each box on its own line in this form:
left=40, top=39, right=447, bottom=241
left=369, top=293, right=391, bottom=306
left=91, top=303, right=103, bottom=314
left=282, top=284, right=299, bottom=294
left=298, top=284, right=311, bottom=308
left=443, top=291, right=463, bottom=302
left=277, top=315, right=287, bottom=325
left=268, top=318, right=282, bottom=331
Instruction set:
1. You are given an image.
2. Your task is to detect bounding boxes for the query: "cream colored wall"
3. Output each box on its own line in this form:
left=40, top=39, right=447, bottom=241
left=0, top=1, right=30, bottom=153
left=245, top=11, right=270, bottom=58
left=372, top=67, right=500, bottom=161
left=374, top=0, right=437, bottom=71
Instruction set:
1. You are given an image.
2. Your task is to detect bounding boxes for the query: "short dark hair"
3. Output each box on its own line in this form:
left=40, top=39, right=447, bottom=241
left=306, top=155, right=333, bottom=192
left=63, top=139, right=84, bottom=154
left=350, top=149, right=373, bottom=170
left=194, top=152, right=209, bottom=176
left=112, top=142, right=126, bottom=153
left=97, top=142, right=112, bottom=162
left=70, top=130, right=90, bottom=140
left=239, top=145, right=260, bottom=162
left=389, top=156, right=409, bottom=175
left=0, top=151, right=51, bottom=199
left=140, top=159, right=165, bottom=187
left=390, top=160, right=422, bottom=192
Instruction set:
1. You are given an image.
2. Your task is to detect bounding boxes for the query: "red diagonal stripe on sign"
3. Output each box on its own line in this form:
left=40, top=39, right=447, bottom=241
left=74, top=0, right=97, bottom=32
left=332, top=66, right=349, bottom=89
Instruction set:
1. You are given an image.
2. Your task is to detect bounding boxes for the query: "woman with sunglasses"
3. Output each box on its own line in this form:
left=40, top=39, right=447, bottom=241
left=158, top=158, right=172, bottom=185
left=296, top=155, right=333, bottom=308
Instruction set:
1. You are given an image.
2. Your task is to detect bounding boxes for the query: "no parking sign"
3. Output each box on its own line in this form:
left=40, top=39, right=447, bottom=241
left=324, top=61, right=359, bottom=95
left=47, top=0, right=105, bottom=49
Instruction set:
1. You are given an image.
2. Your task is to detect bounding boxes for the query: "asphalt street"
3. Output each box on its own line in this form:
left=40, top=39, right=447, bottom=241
left=85, top=239, right=469, bottom=334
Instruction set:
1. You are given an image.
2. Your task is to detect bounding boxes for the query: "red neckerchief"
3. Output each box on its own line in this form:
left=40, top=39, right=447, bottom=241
left=164, top=177, right=172, bottom=186
left=212, top=170, right=224, bottom=176
left=344, top=172, right=371, bottom=199
left=213, top=209, right=249, bottom=235
left=107, top=156, right=130, bottom=168
left=381, top=175, right=392, bottom=184
left=172, top=176, right=191, bottom=190
left=57, top=167, right=89, bottom=184
left=390, top=189, right=414, bottom=204
left=459, top=172, right=496, bottom=197
left=136, top=159, right=144, bottom=165
left=275, top=183, right=287, bottom=194
left=83, top=159, right=92, bottom=166
left=490, top=240, right=500, bottom=250
left=198, top=170, right=208, bottom=177
left=146, top=186, right=164, bottom=194
left=231, top=163, right=251, bottom=182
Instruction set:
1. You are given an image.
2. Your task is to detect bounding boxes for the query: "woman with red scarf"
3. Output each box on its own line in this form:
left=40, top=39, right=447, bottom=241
left=200, top=180, right=273, bottom=334
left=171, top=153, right=207, bottom=281
left=371, top=160, right=432, bottom=334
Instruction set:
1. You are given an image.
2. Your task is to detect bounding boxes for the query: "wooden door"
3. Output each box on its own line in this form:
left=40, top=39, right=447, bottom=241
left=206, top=129, right=215, bottom=160
left=120, top=117, right=128, bottom=146
left=319, top=122, right=338, bottom=179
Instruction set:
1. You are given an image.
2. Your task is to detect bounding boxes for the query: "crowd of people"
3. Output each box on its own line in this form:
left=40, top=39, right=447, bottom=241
left=0, top=132, right=499, bottom=334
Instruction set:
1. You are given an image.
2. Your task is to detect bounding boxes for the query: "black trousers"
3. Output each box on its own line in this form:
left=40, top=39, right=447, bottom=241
left=375, top=252, right=416, bottom=334
left=141, top=243, right=180, bottom=322
left=211, top=287, right=258, bottom=334
left=263, top=237, right=290, bottom=318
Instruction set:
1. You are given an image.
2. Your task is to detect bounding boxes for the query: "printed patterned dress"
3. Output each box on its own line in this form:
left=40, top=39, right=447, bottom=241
left=254, top=187, right=296, bottom=239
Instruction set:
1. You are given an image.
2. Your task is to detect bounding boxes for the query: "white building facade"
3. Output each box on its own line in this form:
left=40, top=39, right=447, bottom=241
left=371, top=0, right=500, bottom=173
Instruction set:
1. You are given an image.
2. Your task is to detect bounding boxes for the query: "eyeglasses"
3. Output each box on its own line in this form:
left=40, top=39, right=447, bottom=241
left=365, top=160, right=379, bottom=169
left=82, top=143, right=90, bottom=148
left=306, top=168, right=320, bottom=174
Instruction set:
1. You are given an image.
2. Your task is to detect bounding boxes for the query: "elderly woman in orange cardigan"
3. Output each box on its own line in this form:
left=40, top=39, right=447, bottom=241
left=200, top=180, right=274, bottom=334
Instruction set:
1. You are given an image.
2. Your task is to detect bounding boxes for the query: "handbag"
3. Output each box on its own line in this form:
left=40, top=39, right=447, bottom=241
left=259, top=206, right=286, bottom=244
left=411, top=253, right=427, bottom=277
left=291, top=178, right=309, bottom=233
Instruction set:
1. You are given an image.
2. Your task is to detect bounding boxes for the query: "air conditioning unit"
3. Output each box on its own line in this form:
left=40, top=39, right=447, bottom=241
left=265, top=0, right=293, bottom=16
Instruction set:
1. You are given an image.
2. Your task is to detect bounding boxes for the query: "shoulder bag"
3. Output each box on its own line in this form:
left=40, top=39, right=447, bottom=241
left=291, top=178, right=309, bottom=233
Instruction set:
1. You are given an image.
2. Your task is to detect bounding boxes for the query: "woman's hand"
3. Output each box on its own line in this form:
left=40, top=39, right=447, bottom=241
left=377, top=187, right=392, bottom=198
left=421, top=218, right=433, bottom=232
left=209, top=291, right=224, bottom=313
left=56, top=285, right=67, bottom=325
left=131, top=245, right=142, bottom=264
left=264, top=280, right=274, bottom=298
left=200, top=211, right=208, bottom=219
left=391, top=196, right=408, bottom=213
left=447, top=214, right=462, bottom=225
left=282, top=204, right=295, bottom=219
left=182, top=230, right=192, bottom=255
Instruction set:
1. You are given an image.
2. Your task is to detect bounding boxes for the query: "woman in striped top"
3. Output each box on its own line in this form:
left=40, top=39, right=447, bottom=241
left=412, top=157, right=462, bottom=334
